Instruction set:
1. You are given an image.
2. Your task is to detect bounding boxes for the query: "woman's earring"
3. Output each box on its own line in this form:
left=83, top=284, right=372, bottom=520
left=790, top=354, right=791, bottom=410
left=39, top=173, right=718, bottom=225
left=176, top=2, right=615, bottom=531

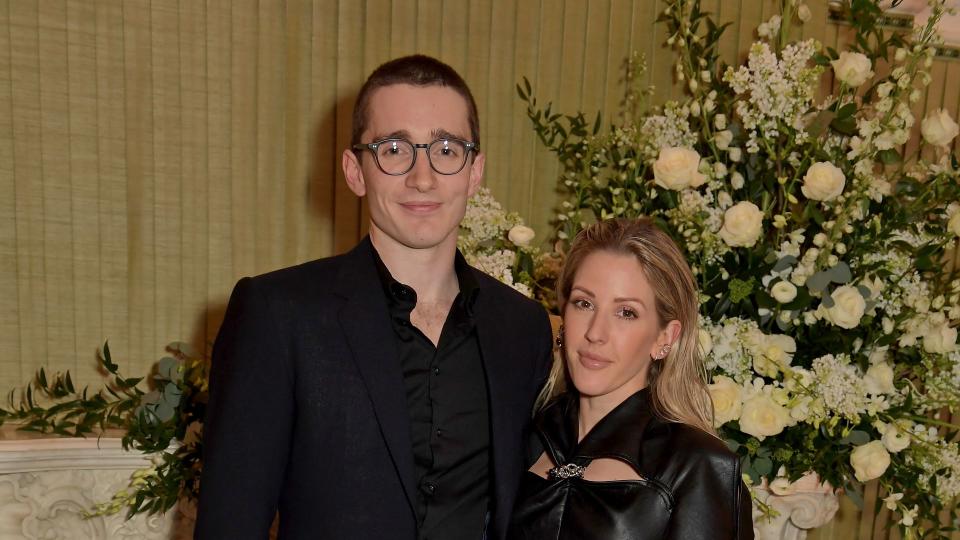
left=654, top=344, right=671, bottom=360
left=555, top=325, right=564, bottom=349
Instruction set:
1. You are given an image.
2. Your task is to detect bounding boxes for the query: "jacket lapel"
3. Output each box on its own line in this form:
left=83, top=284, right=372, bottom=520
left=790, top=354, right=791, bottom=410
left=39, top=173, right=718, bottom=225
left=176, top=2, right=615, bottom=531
left=334, top=239, right=417, bottom=513
left=472, top=287, right=520, bottom=536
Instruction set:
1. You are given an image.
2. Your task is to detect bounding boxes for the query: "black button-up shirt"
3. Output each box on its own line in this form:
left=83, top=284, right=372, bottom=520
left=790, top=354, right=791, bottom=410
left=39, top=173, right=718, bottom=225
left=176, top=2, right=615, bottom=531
left=372, top=247, right=491, bottom=540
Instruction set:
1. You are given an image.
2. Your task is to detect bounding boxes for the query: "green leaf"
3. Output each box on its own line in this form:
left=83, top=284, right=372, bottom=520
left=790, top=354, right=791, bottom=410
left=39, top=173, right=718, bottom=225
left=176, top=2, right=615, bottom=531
left=728, top=277, right=755, bottom=304
left=724, top=438, right=741, bottom=452
left=840, top=430, right=871, bottom=446
left=830, top=115, right=857, bottom=136
left=157, top=357, right=178, bottom=381
left=835, top=102, right=857, bottom=119
left=878, top=149, right=901, bottom=165
left=828, top=262, right=852, bottom=284
left=742, top=456, right=759, bottom=485
left=772, top=255, right=798, bottom=273
left=101, top=342, right=119, bottom=373
left=845, top=481, right=865, bottom=509
left=806, top=270, right=831, bottom=294
left=754, top=456, right=773, bottom=477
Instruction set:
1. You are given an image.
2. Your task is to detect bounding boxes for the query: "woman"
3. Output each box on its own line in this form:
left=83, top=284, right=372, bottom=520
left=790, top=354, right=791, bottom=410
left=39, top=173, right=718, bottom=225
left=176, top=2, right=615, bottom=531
left=509, top=218, right=754, bottom=539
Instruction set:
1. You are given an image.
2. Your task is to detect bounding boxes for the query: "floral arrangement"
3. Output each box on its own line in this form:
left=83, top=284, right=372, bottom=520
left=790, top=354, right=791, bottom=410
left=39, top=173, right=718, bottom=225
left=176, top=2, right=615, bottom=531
left=519, top=0, right=960, bottom=535
left=460, top=185, right=552, bottom=300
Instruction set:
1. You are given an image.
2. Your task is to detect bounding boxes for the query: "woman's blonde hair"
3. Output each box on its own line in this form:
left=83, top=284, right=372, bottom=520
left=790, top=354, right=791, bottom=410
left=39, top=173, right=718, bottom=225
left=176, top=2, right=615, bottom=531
left=537, top=217, right=716, bottom=435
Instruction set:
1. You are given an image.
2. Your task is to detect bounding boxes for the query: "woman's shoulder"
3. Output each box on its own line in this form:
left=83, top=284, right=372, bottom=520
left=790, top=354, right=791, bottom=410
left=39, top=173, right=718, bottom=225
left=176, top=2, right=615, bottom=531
left=643, top=418, right=742, bottom=486
left=652, top=420, right=735, bottom=461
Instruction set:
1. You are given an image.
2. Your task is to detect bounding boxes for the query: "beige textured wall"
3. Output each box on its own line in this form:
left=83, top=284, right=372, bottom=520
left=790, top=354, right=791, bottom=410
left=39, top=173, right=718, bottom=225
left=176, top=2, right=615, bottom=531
left=1, top=1, right=958, bottom=536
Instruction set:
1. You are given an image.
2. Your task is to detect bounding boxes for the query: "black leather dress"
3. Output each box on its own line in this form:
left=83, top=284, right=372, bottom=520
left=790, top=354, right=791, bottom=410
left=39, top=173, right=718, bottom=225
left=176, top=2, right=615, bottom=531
left=508, top=388, right=754, bottom=540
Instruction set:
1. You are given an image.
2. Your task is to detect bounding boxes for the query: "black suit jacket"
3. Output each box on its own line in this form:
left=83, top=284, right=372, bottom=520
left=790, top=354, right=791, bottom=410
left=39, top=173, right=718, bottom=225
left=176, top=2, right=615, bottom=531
left=195, top=238, right=554, bottom=540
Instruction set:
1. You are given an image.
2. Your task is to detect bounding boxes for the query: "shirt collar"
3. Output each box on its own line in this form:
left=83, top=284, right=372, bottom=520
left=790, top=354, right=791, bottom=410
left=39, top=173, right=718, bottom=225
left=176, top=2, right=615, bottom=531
left=370, top=240, right=480, bottom=316
left=536, top=388, right=656, bottom=471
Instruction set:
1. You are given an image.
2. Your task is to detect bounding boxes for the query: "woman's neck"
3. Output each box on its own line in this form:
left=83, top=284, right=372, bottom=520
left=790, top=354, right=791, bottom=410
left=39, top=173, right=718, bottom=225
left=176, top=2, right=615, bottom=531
left=576, top=386, right=647, bottom=442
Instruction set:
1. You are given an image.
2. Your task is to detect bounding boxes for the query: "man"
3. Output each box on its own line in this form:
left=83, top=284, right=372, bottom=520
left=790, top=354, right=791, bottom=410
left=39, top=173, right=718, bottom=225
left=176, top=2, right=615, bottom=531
left=195, top=55, right=554, bottom=540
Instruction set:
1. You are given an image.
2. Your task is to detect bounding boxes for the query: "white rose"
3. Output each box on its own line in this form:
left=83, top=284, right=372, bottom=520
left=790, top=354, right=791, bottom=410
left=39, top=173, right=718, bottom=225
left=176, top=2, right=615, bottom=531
left=801, top=162, right=846, bottom=201
left=881, top=423, right=911, bottom=453
left=824, top=285, right=866, bottom=329
left=921, top=108, right=960, bottom=147
left=739, top=394, right=790, bottom=440
left=949, top=212, right=960, bottom=237
left=507, top=225, right=535, bottom=247
left=698, top=328, right=714, bottom=357
left=728, top=147, right=743, bottom=162
left=771, top=281, right=798, bottom=303
left=850, top=441, right=891, bottom=482
left=708, top=376, right=743, bottom=427
left=797, top=4, right=811, bottom=23
left=831, top=51, right=874, bottom=87
left=653, top=147, right=706, bottom=191
left=764, top=334, right=796, bottom=364
left=719, top=201, right=764, bottom=247
left=923, top=322, right=957, bottom=353
left=864, top=362, right=895, bottom=394
left=714, top=114, right=727, bottom=130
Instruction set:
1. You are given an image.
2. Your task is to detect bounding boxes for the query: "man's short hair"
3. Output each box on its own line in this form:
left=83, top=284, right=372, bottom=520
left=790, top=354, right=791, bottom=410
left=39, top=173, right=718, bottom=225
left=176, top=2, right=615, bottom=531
left=351, top=55, right=480, bottom=148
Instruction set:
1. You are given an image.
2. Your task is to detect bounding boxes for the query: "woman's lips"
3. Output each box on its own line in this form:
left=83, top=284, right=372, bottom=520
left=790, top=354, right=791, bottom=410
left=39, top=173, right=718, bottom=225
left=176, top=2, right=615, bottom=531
left=577, top=351, right=612, bottom=370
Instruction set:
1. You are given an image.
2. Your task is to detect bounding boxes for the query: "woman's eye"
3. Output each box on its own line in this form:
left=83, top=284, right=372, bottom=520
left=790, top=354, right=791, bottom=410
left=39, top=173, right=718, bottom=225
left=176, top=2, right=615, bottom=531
left=617, top=307, right=638, bottom=319
left=572, top=298, right=593, bottom=310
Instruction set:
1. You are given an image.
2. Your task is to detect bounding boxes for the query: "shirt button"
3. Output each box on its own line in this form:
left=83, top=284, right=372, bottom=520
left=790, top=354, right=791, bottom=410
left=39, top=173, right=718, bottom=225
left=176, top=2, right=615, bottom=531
left=435, top=428, right=443, bottom=438
left=423, top=482, right=436, bottom=496
left=433, top=366, right=440, bottom=375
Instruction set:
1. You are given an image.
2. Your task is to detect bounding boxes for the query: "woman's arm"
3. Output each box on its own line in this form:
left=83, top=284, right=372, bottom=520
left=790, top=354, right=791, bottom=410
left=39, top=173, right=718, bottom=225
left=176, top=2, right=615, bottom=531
left=663, top=450, right=755, bottom=540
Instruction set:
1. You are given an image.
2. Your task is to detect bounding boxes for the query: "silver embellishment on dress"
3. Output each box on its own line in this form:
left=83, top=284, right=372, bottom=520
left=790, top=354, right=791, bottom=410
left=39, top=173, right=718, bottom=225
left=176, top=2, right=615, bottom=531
left=547, top=462, right=585, bottom=480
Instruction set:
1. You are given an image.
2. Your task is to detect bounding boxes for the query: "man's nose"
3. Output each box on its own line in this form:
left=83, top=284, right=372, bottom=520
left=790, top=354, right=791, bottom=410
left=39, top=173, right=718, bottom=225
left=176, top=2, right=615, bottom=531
left=405, top=149, right=438, bottom=191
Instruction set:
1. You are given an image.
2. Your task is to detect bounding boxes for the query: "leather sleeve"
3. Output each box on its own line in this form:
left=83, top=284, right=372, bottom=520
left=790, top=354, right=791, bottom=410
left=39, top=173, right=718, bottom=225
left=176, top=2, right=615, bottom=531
left=663, top=451, right=755, bottom=540
left=194, top=277, right=294, bottom=539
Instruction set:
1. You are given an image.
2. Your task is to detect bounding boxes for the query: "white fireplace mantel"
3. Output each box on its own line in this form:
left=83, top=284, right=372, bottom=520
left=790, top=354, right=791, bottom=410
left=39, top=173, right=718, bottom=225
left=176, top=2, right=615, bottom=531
left=0, top=432, right=193, bottom=539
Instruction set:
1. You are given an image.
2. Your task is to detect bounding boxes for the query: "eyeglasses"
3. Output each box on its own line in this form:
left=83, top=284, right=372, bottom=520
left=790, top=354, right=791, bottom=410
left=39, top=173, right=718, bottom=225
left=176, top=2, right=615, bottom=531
left=352, top=138, right=478, bottom=176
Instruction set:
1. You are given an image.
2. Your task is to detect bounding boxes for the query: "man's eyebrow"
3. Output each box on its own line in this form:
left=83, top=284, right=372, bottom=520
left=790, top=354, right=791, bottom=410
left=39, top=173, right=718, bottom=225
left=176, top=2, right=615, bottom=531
left=430, top=128, right=468, bottom=141
left=369, top=129, right=411, bottom=141
left=368, top=128, right=469, bottom=143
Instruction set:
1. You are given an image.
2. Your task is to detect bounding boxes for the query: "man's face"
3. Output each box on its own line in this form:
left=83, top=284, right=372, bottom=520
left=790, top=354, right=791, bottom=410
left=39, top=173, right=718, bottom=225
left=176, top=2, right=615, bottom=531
left=342, top=83, right=484, bottom=253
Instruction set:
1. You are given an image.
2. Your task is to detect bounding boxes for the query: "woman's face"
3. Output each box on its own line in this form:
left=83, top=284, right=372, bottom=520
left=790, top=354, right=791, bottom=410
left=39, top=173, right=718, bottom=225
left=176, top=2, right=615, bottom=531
left=563, top=250, right=678, bottom=404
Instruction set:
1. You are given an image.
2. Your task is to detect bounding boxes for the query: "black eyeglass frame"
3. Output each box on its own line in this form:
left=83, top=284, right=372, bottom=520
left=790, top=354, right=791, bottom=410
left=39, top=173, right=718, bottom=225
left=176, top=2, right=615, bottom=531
left=351, top=137, right=480, bottom=176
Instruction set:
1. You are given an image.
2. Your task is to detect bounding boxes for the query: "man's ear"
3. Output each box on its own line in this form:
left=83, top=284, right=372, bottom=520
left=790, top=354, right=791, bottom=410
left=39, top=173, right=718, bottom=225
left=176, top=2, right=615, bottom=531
left=467, top=152, right=485, bottom=197
left=342, top=149, right=367, bottom=197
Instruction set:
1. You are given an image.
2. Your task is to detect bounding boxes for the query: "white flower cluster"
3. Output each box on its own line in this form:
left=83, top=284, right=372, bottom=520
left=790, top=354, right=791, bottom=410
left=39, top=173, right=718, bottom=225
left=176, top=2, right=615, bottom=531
left=700, top=317, right=758, bottom=382
left=459, top=186, right=537, bottom=297
left=468, top=249, right=532, bottom=298
left=459, top=186, right=519, bottom=253
left=663, top=188, right=728, bottom=267
left=919, top=350, right=960, bottom=412
left=905, top=427, right=960, bottom=502
left=810, top=354, right=873, bottom=422
left=724, top=39, right=821, bottom=152
left=638, top=101, right=698, bottom=161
